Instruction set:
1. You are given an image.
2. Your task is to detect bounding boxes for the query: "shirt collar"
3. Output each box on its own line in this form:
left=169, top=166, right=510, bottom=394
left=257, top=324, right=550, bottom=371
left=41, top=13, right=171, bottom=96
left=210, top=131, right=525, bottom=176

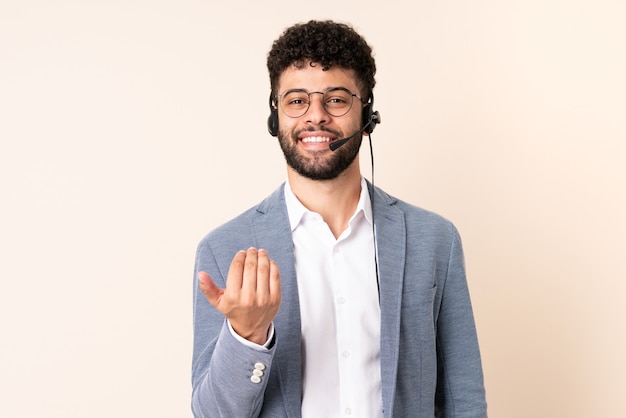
left=284, top=177, right=373, bottom=232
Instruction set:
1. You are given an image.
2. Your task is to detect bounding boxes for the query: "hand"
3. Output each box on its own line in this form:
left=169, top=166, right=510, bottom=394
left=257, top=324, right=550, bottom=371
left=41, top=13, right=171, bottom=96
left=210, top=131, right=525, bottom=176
left=198, top=247, right=281, bottom=345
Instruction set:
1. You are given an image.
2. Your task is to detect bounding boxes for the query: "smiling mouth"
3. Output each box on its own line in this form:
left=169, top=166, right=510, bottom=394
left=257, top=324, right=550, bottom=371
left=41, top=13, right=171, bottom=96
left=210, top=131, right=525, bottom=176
left=301, top=136, right=334, bottom=144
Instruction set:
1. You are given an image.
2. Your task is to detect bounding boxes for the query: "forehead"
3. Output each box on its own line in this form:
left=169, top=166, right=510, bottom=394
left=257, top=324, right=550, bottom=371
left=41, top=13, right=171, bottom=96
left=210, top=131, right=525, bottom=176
left=277, top=63, right=360, bottom=95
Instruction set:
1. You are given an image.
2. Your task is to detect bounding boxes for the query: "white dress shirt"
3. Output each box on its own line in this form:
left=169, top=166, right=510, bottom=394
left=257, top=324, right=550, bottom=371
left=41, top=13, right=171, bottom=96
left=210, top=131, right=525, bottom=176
left=284, top=178, right=382, bottom=418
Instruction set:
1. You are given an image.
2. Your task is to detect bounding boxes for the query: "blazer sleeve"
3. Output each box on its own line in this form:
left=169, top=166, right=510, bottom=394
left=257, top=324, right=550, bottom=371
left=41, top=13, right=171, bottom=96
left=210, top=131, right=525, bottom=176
left=434, top=226, right=488, bottom=418
left=191, top=238, right=276, bottom=418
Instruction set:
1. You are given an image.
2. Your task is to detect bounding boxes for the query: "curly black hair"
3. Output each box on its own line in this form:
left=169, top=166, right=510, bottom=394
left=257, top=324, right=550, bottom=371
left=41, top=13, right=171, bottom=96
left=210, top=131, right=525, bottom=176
left=267, top=20, right=376, bottom=100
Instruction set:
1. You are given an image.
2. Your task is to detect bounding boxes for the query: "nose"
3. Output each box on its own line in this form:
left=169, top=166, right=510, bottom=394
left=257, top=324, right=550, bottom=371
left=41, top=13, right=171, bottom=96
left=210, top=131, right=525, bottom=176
left=305, top=92, right=330, bottom=125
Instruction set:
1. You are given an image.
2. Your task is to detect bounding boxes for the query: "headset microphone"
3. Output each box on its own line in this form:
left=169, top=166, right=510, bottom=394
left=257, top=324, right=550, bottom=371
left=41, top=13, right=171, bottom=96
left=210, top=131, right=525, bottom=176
left=329, top=110, right=380, bottom=151
left=328, top=127, right=363, bottom=151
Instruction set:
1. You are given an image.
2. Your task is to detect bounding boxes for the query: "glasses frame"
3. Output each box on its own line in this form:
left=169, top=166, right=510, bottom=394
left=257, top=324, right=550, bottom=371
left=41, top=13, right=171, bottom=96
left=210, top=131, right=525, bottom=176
left=275, top=87, right=368, bottom=118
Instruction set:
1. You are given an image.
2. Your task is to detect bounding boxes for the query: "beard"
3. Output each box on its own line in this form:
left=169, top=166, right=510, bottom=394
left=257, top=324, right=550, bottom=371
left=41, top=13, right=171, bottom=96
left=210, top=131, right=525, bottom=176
left=277, top=126, right=362, bottom=181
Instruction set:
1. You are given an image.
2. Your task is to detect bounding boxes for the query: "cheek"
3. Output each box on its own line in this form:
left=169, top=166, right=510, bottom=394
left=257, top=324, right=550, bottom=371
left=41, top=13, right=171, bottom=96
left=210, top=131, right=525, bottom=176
left=278, top=114, right=294, bottom=131
left=278, top=116, right=302, bottom=139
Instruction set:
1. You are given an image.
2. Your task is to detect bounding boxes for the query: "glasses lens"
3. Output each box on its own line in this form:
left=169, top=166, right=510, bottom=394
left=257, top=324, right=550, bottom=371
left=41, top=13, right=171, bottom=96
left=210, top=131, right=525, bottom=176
left=279, top=88, right=354, bottom=118
left=280, top=90, right=310, bottom=118
left=323, top=88, right=353, bottom=117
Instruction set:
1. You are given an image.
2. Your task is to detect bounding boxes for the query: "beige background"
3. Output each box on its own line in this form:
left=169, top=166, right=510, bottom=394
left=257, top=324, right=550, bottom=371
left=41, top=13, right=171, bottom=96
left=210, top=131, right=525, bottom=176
left=1, top=1, right=624, bottom=417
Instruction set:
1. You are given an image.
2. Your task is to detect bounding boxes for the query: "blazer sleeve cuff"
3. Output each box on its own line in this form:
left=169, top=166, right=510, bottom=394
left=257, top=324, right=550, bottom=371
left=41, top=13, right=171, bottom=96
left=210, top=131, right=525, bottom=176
left=227, top=320, right=276, bottom=350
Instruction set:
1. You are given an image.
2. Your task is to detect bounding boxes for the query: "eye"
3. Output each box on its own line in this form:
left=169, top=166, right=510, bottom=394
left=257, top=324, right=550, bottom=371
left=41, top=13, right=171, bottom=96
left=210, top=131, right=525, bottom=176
left=326, top=96, right=349, bottom=104
left=289, top=98, right=307, bottom=105
left=282, top=91, right=309, bottom=107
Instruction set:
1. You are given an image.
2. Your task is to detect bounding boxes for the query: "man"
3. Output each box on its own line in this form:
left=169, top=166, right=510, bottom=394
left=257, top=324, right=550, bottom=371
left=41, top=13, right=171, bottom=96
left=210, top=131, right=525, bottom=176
left=192, top=20, right=487, bottom=417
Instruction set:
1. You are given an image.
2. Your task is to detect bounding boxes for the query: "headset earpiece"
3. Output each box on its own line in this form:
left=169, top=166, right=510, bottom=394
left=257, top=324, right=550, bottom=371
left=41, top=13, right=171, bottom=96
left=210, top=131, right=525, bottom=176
left=267, top=94, right=279, bottom=137
left=362, top=94, right=380, bottom=134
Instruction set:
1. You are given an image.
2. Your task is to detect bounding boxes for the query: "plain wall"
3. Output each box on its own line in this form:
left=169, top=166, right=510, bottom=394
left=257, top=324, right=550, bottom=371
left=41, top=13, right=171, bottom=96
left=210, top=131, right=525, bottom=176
left=1, top=1, right=624, bottom=417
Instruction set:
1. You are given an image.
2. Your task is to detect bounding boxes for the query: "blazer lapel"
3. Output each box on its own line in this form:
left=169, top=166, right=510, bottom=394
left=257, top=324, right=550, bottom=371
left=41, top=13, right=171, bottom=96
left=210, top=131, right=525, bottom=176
left=253, top=184, right=303, bottom=417
left=370, top=184, right=406, bottom=416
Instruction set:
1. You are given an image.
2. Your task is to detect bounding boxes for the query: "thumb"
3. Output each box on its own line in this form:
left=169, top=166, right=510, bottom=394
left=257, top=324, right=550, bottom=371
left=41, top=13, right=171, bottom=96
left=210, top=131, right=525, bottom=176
left=197, top=271, right=223, bottom=307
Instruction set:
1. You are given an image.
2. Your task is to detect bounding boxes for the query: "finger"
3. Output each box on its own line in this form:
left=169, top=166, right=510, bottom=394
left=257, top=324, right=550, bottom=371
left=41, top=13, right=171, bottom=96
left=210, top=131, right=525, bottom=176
left=197, top=271, right=224, bottom=308
left=225, top=250, right=247, bottom=295
left=241, top=247, right=259, bottom=299
left=269, top=259, right=281, bottom=303
left=255, top=249, right=271, bottom=298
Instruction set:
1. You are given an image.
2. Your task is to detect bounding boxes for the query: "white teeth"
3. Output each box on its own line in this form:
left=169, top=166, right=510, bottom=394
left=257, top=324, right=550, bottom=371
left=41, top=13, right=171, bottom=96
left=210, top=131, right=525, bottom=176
left=301, top=136, right=331, bottom=143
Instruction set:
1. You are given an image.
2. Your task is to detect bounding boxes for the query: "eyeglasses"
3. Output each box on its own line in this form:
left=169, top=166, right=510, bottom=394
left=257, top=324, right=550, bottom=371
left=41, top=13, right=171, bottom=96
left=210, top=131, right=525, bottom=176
left=276, top=87, right=367, bottom=118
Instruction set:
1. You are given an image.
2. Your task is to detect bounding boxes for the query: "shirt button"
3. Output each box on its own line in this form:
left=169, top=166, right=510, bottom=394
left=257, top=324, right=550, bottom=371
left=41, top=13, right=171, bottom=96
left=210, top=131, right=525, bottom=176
left=341, top=350, right=350, bottom=358
left=344, top=408, right=352, bottom=415
left=337, top=296, right=346, bottom=304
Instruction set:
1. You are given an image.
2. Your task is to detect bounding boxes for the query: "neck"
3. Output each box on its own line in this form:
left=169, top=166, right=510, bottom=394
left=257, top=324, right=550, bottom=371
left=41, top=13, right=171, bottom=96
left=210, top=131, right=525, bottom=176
left=287, top=161, right=362, bottom=238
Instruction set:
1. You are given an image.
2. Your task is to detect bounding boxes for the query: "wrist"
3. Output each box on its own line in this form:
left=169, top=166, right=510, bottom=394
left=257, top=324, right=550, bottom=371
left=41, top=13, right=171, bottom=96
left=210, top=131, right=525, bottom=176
left=228, top=321, right=273, bottom=347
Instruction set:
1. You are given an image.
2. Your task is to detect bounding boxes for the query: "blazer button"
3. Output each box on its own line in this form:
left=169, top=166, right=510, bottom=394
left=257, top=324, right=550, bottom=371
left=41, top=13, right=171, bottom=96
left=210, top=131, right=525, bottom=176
left=250, top=375, right=261, bottom=384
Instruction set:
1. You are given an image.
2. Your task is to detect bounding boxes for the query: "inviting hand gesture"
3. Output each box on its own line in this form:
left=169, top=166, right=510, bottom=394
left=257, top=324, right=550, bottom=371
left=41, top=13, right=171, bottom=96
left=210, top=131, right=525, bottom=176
left=198, top=247, right=281, bottom=345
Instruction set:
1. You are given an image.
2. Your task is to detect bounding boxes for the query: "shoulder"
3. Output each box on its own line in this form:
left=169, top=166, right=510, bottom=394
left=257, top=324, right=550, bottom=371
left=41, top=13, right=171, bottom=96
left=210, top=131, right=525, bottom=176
left=196, top=184, right=288, bottom=258
left=371, top=183, right=459, bottom=240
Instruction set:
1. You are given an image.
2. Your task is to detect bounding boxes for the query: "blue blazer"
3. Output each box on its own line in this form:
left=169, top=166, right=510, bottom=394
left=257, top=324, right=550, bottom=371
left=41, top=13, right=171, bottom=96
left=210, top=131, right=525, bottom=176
left=192, top=183, right=487, bottom=417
